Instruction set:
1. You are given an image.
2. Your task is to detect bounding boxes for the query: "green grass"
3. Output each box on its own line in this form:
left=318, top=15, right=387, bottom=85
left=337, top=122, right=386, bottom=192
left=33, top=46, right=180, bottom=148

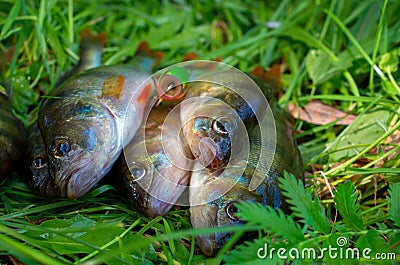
left=0, top=0, right=399, bottom=264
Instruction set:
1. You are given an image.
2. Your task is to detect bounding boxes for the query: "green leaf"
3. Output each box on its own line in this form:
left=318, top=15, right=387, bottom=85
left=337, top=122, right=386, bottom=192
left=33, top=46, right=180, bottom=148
left=11, top=72, right=37, bottom=116
left=379, top=52, right=399, bottom=73
left=356, top=229, right=393, bottom=265
left=327, top=108, right=392, bottom=161
left=24, top=215, right=125, bottom=255
left=320, top=234, right=358, bottom=265
left=223, top=238, right=285, bottom=265
left=282, top=26, right=338, bottom=62
left=333, top=181, right=364, bottom=231
left=305, top=49, right=351, bottom=85
left=388, top=230, right=400, bottom=256
left=236, top=201, right=305, bottom=243
left=387, top=182, right=400, bottom=226
left=168, top=66, right=190, bottom=84
left=280, top=172, right=331, bottom=234
left=0, top=0, right=21, bottom=40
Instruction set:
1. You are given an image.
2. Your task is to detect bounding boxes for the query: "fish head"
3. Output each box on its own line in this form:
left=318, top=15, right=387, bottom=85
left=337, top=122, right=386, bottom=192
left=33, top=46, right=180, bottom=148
left=39, top=98, right=118, bottom=198
left=120, top=158, right=152, bottom=211
left=29, top=153, right=58, bottom=197
left=190, top=165, right=260, bottom=256
left=122, top=129, right=191, bottom=217
left=181, top=99, right=247, bottom=170
left=28, top=123, right=57, bottom=197
left=143, top=138, right=191, bottom=217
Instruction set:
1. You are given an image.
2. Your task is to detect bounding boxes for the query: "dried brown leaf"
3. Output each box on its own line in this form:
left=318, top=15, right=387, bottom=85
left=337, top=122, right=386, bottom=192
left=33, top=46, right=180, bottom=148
left=287, top=101, right=357, bottom=125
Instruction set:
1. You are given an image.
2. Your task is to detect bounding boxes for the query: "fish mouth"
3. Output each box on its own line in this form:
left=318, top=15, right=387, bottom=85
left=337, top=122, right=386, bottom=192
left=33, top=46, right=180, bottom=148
left=191, top=137, right=229, bottom=169
left=53, top=149, right=98, bottom=199
left=31, top=167, right=58, bottom=197
left=144, top=170, right=190, bottom=217
left=190, top=204, right=219, bottom=256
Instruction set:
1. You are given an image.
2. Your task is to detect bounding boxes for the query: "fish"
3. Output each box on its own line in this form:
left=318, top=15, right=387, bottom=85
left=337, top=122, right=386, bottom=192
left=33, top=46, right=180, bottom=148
left=189, top=105, right=303, bottom=256
left=0, top=87, right=26, bottom=183
left=38, top=33, right=156, bottom=199
left=55, top=29, right=106, bottom=87
left=180, top=69, right=268, bottom=170
left=114, top=105, right=193, bottom=217
left=27, top=29, right=106, bottom=197
left=27, top=122, right=57, bottom=196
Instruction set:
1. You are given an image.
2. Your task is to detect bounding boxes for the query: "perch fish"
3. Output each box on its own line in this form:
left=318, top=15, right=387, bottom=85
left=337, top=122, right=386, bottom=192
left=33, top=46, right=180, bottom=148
left=28, top=29, right=106, bottom=196
left=189, top=105, right=303, bottom=256
left=114, top=105, right=193, bottom=217
left=180, top=70, right=268, bottom=170
left=38, top=32, right=156, bottom=198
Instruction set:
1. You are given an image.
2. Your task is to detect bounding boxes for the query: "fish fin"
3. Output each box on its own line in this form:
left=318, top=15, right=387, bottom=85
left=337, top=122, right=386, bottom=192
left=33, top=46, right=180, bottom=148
left=78, top=29, right=107, bottom=70
left=133, top=41, right=164, bottom=72
left=182, top=52, right=198, bottom=61
left=80, top=29, right=107, bottom=50
left=251, top=63, right=282, bottom=102
left=136, top=83, right=151, bottom=106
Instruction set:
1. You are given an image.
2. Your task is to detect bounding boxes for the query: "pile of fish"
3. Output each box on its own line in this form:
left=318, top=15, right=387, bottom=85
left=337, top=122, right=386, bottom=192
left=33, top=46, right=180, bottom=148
left=2, top=30, right=304, bottom=256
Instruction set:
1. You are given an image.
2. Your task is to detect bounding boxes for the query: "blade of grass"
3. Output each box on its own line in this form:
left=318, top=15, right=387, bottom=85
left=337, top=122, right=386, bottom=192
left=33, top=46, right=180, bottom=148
left=0, top=223, right=68, bottom=265
left=75, top=219, right=141, bottom=264
left=326, top=120, right=400, bottom=180
left=324, top=8, right=388, bottom=81
left=369, top=0, right=389, bottom=95
left=67, top=0, right=73, bottom=45
left=0, top=0, right=21, bottom=40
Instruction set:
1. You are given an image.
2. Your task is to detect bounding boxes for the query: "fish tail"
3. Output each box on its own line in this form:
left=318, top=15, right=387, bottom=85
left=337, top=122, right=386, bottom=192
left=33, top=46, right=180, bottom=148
left=251, top=63, right=282, bottom=102
left=78, top=29, right=107, bottom=70
left=132, top=41, right=164, bottom=73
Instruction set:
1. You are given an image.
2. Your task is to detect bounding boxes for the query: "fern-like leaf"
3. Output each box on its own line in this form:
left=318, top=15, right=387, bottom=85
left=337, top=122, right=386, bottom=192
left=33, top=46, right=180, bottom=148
left=333, top=181, right=364, bottom=231
left=279, top=171, right=331, bottom=234
left=356, top=229, right=392, bottom=265
left=236, top=201, right=305, bottom=243
left=387, top=182, right=400, bottom=226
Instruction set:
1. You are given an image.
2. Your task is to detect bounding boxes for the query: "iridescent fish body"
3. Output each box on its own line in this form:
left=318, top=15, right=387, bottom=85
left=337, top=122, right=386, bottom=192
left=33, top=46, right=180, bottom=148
left=189, top=105, right=303, bottom=256
left=180, top=70, right=268, bottom=170
left=27, top=123, right=57, bottom=196
left=28, top=29, right=106, bottom=197
left=38, top=31, right=155, bottom=198
left=115, top=105, right=193, bottom=217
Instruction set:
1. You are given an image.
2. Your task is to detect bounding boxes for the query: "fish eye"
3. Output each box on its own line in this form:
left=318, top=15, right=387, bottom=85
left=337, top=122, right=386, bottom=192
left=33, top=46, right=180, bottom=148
left=32, top=154, right=48, bottom=169
left=158, top=74, right=185, bottom=98
left=212, top=117, right=235, bottom=136
left=128, top=162, right=146, bottom=181
left=225, top=201, right=240, bottom=221
left=49, top=137, right=71, bottom=158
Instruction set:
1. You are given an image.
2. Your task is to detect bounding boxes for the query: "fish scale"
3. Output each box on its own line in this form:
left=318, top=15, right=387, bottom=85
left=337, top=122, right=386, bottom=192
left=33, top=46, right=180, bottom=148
left=189, top=104, right=303, bottom=256
left=113, top=105, right=193, bottom=217
left=28, top=30, right=107, bottom=197
left=36, top=29, right=157, bottom=198
left=180, top=70, right=268, bottom=170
